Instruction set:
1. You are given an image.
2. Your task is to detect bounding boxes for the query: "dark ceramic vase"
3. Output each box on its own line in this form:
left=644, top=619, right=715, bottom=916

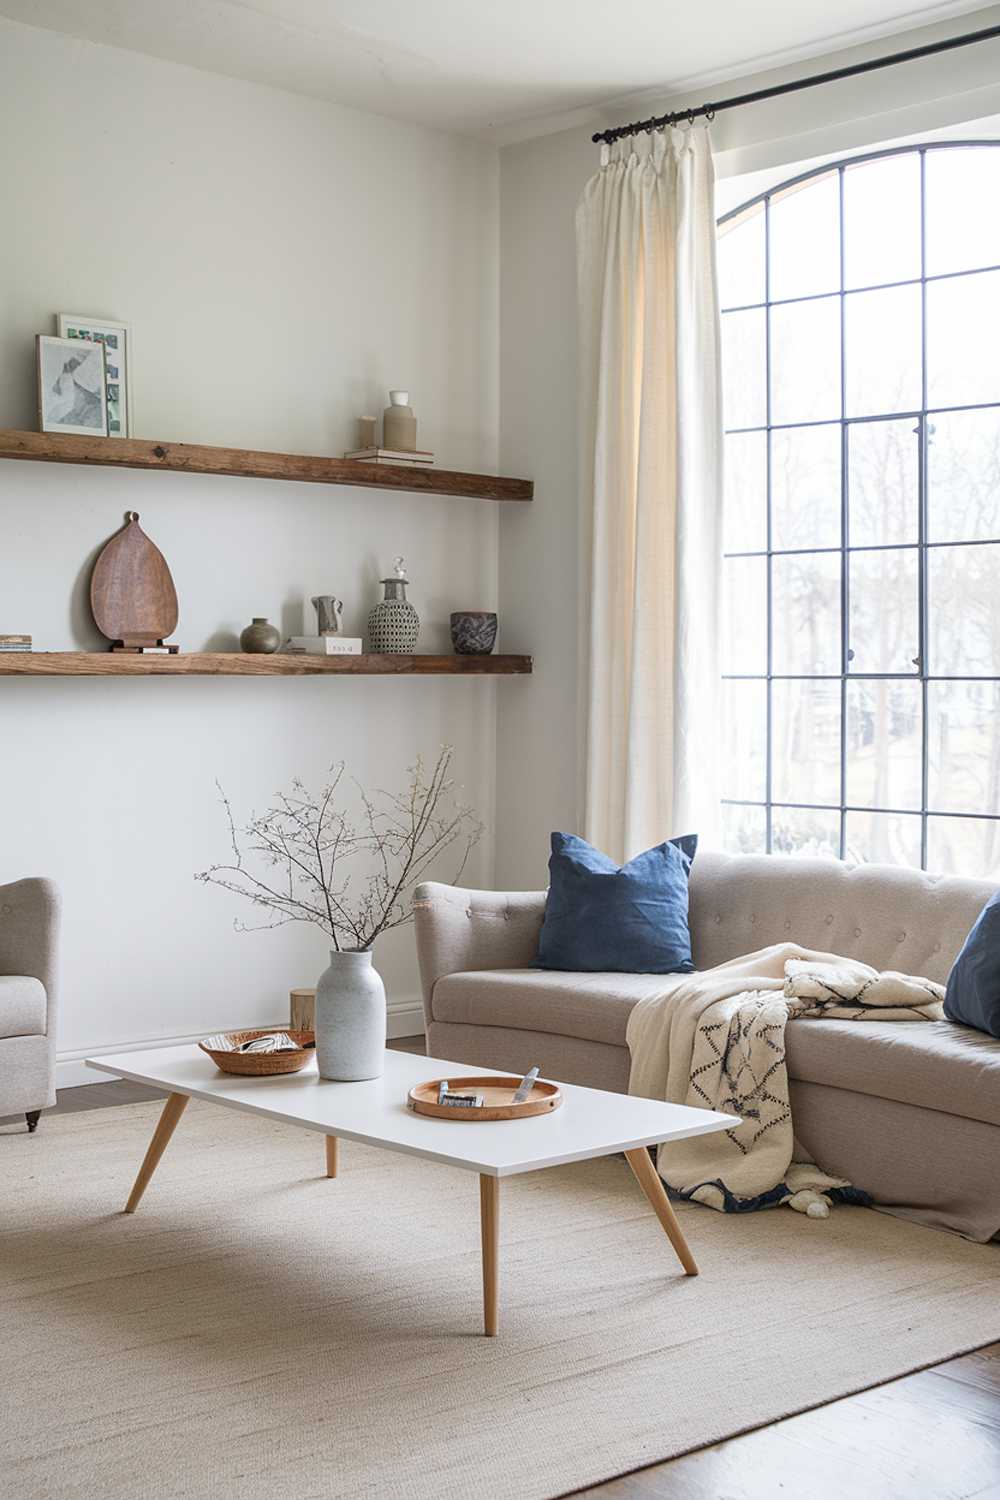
left=450, top=611, right=498, bottom=655
left=240, top=617, right=281, bottom=653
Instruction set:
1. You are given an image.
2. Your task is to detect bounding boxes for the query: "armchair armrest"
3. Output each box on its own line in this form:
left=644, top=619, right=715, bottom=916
left=413, top=883, right=546, bottom=1031
left=0, top=878, right=60, bottom=1039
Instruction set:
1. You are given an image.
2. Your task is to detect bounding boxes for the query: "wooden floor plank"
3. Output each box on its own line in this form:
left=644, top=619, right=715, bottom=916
left=11, top=1035, right=1000, bottom=1499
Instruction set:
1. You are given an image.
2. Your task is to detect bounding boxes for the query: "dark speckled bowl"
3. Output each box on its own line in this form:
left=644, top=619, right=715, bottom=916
left=450, top=611, right=498, bottom=655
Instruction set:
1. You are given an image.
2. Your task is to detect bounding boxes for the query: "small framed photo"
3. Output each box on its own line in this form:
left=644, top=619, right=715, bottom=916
left=36, top=335, right=108, bottom=437
left=57, top=314, right=132, bottom=437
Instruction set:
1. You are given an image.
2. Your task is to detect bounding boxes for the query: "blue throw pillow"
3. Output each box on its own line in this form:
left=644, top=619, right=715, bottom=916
left=944, top=891, right=1000, bottom=1039
left=535, top=832, right=697, bottom=974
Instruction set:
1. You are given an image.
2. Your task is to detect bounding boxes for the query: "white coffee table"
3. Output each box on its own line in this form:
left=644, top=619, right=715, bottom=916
left=87, top=1046, right=736, bottom=1336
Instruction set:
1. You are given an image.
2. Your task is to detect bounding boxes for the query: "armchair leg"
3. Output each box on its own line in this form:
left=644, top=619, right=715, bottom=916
left=25, top=1111, right=41, bottom=1133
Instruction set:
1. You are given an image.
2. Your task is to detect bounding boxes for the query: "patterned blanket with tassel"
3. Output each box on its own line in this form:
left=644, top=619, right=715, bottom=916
left=626, top=943, right=944, bottom=1218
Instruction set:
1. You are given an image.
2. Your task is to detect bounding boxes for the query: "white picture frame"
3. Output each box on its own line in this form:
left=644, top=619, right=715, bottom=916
left=36, top=335, right=108, bottom=437
left=57, top=313, right=132, bottom=438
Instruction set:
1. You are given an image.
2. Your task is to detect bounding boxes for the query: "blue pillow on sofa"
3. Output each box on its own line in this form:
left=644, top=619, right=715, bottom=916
left=944, top=890, right=1000, bottom=1039
left=535, top=832, right=697, bottom=973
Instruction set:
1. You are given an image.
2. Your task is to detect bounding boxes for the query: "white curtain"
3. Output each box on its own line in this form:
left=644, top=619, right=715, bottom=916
left=576, top=125, right=723, bottom=863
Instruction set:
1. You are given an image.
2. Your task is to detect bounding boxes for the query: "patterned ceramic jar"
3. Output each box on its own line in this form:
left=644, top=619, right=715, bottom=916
left=368, top=557, right=420, bottom=653
left=450, top=611, right=498, bottom=655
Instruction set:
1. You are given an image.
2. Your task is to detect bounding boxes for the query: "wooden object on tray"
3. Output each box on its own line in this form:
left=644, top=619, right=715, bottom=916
left=408, top=1075, right=562, bottom=1121
left=198, top=1028, right=315, bottom=1076
left=90, top=511, right=179, bottom=652
left=290, top=988, right=316, bottom=1032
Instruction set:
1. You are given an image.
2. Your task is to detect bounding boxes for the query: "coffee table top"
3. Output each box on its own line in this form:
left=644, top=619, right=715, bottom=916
left=86, top=1046, right=736, bottom=1178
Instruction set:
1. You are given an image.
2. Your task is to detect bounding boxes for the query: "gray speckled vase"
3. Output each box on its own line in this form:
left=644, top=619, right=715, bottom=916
left=314, top=950, right=386, bottom=1080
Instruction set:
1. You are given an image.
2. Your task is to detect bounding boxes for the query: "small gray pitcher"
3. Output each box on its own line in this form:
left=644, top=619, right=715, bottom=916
left=314, top=950, right=386, bottom=1080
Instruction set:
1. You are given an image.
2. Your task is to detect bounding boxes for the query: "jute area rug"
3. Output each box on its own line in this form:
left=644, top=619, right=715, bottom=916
left=3, top=1100, right=1000, bottom=1500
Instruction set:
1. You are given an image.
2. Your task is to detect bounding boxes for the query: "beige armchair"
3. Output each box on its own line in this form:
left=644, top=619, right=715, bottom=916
left=0, top=878, right=60, bottom=1132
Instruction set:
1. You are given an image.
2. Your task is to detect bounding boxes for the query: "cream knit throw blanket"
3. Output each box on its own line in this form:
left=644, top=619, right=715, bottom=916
left=627, top=943, right=944, bottom=1219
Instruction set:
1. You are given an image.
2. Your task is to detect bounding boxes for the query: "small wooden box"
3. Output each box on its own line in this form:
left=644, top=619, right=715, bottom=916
left=290, top=987, right=317, bottom=1031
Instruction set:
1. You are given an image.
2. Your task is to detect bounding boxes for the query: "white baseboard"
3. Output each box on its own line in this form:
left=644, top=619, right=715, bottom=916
left=56, top=1000, right=427, bottom=1090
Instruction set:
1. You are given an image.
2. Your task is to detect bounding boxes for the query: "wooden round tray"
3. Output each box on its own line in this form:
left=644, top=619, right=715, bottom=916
left=408, top=1075, right=562, bottom=1121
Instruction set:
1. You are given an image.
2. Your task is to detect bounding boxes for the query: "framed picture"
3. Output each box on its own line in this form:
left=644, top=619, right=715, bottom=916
left=57, top=314, right=132, bottom=437
left=36, top=335, right=108, bottom=437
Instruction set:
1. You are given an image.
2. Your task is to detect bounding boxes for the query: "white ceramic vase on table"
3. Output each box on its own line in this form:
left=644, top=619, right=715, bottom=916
left=314, top=950, right=386, bottom=1080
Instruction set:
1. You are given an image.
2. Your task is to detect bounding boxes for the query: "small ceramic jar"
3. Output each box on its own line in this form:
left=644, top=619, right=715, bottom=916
left=240, top=617, right=281, bottom=653
left=450, top=611, right=498, bottom=655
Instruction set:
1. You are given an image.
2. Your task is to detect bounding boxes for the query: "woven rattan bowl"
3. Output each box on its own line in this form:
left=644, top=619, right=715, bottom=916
left=198, top=1029, right=315, bottom=1076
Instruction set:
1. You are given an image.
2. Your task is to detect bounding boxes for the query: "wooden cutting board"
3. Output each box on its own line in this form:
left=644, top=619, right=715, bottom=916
left=90, top=511, right=178, bottom=650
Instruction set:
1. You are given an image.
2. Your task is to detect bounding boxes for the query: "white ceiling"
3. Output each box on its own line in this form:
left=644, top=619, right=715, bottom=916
left=0, top=0, right=992, bottom=139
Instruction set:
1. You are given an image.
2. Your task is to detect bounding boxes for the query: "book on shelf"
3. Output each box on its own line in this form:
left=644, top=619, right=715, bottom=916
left=0, top=635, right=32, bottom=651
left=343, top=447, right=435, bottom=466
left=282, top=636, right=363, bottom=656
left=110, top=645, right=177, bottom=655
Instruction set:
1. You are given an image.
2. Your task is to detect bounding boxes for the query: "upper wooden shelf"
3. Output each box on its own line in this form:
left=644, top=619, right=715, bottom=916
left=0, top=652, right=532, bottom=677
left=0, top=430, right=533, bottom=503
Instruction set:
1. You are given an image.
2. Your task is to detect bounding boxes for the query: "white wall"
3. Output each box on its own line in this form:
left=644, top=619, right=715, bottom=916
left=494, top=8, right=1000, bottom=893
left=0, top=18, right=503, bottom=1080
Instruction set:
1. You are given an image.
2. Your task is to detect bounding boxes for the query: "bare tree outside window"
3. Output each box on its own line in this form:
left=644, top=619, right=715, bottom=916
left=718, top=143, right=1000, bottom=879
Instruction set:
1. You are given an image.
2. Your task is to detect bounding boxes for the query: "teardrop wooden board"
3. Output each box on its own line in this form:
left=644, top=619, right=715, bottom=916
left=90, top=511, right=178, bottom=649
left=408, top=1076, right=562, bottom=1121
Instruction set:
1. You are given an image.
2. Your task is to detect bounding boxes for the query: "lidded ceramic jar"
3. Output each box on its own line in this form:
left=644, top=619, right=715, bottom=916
left=368, top=557, right=420, bottom=653
left=382, top=390, right=417, bottom=452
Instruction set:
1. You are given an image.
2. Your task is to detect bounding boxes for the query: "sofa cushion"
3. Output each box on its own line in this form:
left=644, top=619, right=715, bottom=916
left=431, top=968, right=674, bottom=1048
left=0, top=975, right=47, bottom=1038
left=944, top=890, right=1000, bottom=1039
left=784, top=1019, right=1000, bottom=1130
left=535, top=832, right=697, bottom=974
left=433, top=968, right=1000, bottom=1131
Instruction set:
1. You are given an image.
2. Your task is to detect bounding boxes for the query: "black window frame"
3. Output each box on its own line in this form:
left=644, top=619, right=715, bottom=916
left=718, top=139, right=1000, bottom=871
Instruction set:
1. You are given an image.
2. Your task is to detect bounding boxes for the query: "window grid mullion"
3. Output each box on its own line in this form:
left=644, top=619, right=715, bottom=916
left=838, top=163, right=848, bottom=861
left=918, top=147, right=930, bottom=871
left=773, top=190, right=779, bottom=858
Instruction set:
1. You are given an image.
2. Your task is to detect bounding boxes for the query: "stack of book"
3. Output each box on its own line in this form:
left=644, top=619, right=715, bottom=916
left=0, top=634, right=31, bottom=653
left=282, top=636, right=363, bottom=656
left=343, top=447, right=435, bottom=467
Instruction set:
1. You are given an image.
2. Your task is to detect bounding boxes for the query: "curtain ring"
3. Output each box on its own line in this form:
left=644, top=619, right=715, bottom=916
left=706, top=108, right=716, bottom=122
left=687, top=109, right=696, bottom=127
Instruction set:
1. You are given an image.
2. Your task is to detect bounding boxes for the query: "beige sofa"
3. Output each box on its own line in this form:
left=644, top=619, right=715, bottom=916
left=0, top=878, right=60, bottom=1132
left=415, top=851, right=1000, bottom=1242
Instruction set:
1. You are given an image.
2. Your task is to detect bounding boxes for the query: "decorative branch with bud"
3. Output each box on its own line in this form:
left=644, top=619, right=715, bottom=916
left=195, top=746, right=481, bottom=951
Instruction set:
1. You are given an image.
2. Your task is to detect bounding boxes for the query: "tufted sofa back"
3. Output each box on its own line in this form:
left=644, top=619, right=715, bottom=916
left=688, top=850, right=994, bottom=985
left=415, top=852, right=996, bottom=1023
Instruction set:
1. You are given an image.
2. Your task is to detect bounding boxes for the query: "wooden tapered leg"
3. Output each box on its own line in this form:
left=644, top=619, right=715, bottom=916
left=625, top=1147, right=699, bottom=1276
left=124, top=1092, right=189, bottom=1213
left=325, top=1135, right=338, bottom=1178
left=479, top=1174, right=500, bottom=1336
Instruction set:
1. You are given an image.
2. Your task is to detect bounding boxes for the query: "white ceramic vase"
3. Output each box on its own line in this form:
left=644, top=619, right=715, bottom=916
left=314, top=950, right=386, bottom=1080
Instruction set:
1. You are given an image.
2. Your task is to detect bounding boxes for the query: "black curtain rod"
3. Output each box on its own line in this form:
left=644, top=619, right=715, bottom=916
left=592, top=22, right=1000, bottom=145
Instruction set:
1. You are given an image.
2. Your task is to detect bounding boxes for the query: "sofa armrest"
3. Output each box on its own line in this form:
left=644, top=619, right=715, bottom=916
left=413, top=882, right=546, bottom=1031
left=0, top=878, right=60, bottom=1040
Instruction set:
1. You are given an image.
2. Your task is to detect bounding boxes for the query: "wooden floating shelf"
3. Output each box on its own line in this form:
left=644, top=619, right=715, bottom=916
left=0, top=430, right=533, bottom=503
left=0, top=652, right=532, bottom=677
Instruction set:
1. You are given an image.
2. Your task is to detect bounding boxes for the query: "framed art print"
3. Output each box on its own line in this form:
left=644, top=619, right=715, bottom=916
left=36, top=335, right=108, bottom=437
left=57, top=314, right=131, bottom=437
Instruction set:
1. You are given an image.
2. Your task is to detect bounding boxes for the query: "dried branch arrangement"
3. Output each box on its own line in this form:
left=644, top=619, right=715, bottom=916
left=195, top=746, right=481, bottom=951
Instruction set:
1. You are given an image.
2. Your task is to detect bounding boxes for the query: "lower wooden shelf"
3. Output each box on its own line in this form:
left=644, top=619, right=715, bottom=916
left=0, top=652, right=532, bottom=677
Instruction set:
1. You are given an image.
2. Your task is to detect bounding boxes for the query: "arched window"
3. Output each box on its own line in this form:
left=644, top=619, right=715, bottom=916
left=717, top=142, right=1000, bottom=877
